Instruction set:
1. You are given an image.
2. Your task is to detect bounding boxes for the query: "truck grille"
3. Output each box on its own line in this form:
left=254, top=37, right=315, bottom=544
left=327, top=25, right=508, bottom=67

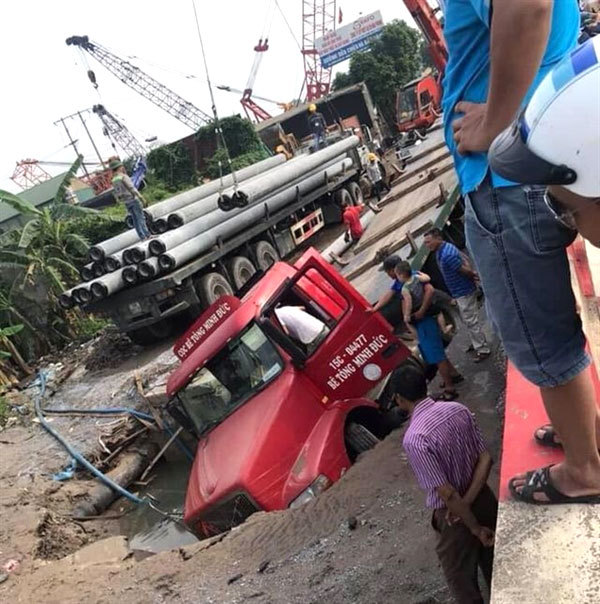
left=201, top=493, right=260, bottom=534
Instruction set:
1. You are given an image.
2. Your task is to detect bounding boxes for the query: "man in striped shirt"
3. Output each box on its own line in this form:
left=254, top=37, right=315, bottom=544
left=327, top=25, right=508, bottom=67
left=392, top=365, right=497, bottom=603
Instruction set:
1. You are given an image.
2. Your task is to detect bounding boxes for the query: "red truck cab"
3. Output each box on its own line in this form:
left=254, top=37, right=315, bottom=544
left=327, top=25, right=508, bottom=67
left=396, top=74, right=441, bottom=134
left=166, top=248, right=411, bottom=536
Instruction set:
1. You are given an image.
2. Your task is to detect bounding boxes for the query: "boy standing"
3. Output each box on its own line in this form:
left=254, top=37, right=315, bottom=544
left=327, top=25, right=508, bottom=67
left=392, top=364, right=497, bottom=604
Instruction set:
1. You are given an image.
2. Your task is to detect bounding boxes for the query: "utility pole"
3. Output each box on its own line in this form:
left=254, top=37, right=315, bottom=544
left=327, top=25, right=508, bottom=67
left=55, top=117, right=90, bottom=178
left=77, top=110, right=106, bottom=169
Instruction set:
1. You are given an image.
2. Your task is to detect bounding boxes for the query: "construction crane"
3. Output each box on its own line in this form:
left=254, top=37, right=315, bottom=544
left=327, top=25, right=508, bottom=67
left=10, top=160, right=52, bottom=190
left=92, top=104, right=146, bottom=159
left=66, top=35, right=212, bottom=131
left=217, top=85, right=293, bottom=120
left=301, top=0, right=338, bottom=101
left=396, top=0, right=448, bottom=134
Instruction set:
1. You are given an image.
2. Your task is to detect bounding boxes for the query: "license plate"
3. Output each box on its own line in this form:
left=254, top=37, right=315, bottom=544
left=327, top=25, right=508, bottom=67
left=128, top=302, right=143, bottom=314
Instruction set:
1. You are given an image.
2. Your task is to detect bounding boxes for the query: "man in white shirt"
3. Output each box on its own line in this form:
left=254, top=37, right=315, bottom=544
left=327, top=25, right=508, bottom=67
left=274, top=306, right=329, bottom=354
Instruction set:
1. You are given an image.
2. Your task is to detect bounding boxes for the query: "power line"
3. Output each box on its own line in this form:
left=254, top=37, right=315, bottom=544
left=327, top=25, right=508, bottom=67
left=275, top=0, right=302, bottom=51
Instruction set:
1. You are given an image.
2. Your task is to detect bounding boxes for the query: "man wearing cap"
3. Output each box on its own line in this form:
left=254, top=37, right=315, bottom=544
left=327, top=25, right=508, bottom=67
left=110, top=158, right=151, bottom=241
left=307, top=104, right=327, bottom=151
left=444, top=0, right=599, bottom=505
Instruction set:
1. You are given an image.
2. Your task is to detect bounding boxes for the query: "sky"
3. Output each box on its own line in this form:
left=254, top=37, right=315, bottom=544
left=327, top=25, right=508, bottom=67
left=0, top=0, right=415, bottom=193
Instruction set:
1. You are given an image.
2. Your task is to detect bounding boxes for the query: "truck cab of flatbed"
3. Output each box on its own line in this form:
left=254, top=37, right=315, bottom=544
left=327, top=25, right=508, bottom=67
left=165, top=248, right=412, bottom=536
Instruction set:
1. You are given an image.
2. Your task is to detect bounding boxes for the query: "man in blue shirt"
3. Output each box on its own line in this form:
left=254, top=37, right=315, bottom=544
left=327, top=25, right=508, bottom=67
left=424, top=227, right=490, bottom=361
left=443, top=0, right=600, bottom=505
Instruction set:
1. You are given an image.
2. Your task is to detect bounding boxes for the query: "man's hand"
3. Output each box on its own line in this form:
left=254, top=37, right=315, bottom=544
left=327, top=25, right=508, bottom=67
left=365, top=307, right=376, bottom=314
left=473, top=525, right=495, bottom=547
left=412, top=309, right=425, bottom=321
left=452, top=102, right=498, bottom=155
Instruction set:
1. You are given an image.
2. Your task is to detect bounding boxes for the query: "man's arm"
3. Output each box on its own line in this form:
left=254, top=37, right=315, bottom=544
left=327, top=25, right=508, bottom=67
left=413, top=283, right=434, bottom=319
left=415, top=271, right=431, bottom=283
left=437, top=483, right=495, bottom=547
left=369, top=289, right=394, bottom=313
left=462, top=450, right=493, bottom=505
left=453, top=0, right=553, bottom=154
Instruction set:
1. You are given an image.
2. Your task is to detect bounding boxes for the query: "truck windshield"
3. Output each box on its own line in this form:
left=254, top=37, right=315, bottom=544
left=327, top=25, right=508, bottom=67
left=177, top=323, right=283, bottom=435
left=398, top=85, right=418, bottom=117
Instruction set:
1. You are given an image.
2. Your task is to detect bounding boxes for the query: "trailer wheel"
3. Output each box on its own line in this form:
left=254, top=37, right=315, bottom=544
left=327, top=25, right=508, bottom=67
left=228, top=256, right=256, bottom=291
left=345, top=422, right=380, bottom=457
left=254, top=241, right=279, bottom=271
left=334, top=187, right=352, bottom=208
left=347, top=181, right=364, bottom=206
left=195, top=272, right=234, bottom=307
left=128, top=319, right=174, bottom=346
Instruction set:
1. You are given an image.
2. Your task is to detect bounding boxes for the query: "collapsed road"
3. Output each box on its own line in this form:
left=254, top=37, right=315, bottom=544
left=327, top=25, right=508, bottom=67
left=0, top=127, right=506, bottom=603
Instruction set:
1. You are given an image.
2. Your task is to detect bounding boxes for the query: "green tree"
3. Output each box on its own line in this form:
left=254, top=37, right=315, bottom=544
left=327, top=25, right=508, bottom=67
left=332, top=19, right=424, bottom=123
left=147, top=142, right=196, bottom=190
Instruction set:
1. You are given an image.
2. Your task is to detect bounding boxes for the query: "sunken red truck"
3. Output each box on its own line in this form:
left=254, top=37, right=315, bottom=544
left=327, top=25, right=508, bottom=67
left=166, top=248, right=413, bottom=536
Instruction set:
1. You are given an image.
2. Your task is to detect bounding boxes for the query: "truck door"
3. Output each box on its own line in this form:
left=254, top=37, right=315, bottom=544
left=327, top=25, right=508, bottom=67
left=264, top=249, right=411, bottom=401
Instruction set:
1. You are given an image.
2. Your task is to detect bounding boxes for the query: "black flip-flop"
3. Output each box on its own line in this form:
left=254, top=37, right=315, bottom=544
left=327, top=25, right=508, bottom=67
left=534, top=424, right=562, bottom=449
left=508, top=465, right=600, bottom=505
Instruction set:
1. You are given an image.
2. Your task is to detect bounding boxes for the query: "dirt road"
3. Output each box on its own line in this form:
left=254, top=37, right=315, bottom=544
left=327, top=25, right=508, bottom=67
left=0, top=314, right=504, bottom=603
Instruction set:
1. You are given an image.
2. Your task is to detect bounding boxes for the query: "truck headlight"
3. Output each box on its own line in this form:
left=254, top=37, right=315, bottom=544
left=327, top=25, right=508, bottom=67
left=288, top=475, right=331, bottom=509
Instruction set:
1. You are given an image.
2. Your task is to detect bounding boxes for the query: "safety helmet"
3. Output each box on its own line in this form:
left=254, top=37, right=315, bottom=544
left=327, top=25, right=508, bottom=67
left=489, top=37, right=600, bottom=197
left=308, top=103, right=317, bottom=113
left=368, top=153, right=377, bottom=162
left=108, top=158, right=123, bottom=170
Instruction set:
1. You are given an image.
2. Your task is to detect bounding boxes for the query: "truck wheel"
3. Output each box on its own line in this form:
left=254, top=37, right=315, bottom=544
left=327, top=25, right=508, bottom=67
left=228, top=256, right=256, bottom=290
left=347, top=181, right=364, bottom=206
left=345, top=422, right=380, bottom=457
left=128, top=319, right=174, bottom=346
left=195, top=272, right=234, bottom=307
left=254, top=241, right=279, bottom=271
left=334, top=187, right=352, bottom=208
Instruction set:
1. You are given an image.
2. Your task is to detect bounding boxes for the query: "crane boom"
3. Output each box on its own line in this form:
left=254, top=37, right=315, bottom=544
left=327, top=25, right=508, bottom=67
left=404, top=0, right=447, bottom=74
left=66, top=35, right=212, bottom=131
left=92, top=104, right=146, bottom=158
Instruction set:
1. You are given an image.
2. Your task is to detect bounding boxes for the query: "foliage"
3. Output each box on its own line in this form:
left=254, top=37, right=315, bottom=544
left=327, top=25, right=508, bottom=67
left=331, top=19, right=424, bottom=123
left=75, top=315, right=110, bottom=340
left=196, top=115, right=263, bottom=159
left=0, top=157, right=113, bottom=358
left=147, top=142, right=196, bottom=190
left=0, top=395, right=7, bottom=426
left=0, top=324, right=24, bottom=359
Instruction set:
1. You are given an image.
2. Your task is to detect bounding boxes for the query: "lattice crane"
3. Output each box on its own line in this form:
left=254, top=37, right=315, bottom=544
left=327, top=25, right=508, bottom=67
left=66, top=35, right=212, bottom=131
left=301, top=0, right=337, bottom=101
left=92, top=104, right=146, bottom=158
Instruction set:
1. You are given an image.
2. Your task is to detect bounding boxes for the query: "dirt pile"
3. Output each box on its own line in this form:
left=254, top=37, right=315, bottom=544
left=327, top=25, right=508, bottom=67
left=84, top=329, right=143, bottom=372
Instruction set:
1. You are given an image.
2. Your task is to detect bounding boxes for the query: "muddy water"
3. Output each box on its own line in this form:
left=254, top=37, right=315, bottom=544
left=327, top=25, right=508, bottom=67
left=119, top=455, right=199, bottom=553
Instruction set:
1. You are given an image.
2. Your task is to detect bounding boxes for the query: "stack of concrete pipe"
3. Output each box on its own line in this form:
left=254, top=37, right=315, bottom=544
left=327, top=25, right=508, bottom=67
left=59, top=136, right=358, bottom=309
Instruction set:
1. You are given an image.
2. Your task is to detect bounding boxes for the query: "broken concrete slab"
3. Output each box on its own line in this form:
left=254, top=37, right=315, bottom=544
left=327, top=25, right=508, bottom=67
left=66, top=536, right=130, bottom=568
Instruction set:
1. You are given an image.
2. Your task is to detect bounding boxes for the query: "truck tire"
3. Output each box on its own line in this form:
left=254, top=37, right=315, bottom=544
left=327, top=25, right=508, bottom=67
left=345, top=422, right=380, bottom=456
left=228, top=256, right=256, bottom=290
left=347, top=181, right=364, bottom=206
left=195, top=272, right=234, bottom=307
left=254, top=240, right=279, bottom=271
left=128, top=319, right=174, bottom=346
left=334, top=187, right=352, bottom=208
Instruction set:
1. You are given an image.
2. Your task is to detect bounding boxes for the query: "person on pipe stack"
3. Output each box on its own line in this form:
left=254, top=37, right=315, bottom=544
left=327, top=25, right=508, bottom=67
left=110, top=158, right=151, bottom=241
left=307, top=103, right=327, bottom=151
left=366, top=153, right=390, bottom=202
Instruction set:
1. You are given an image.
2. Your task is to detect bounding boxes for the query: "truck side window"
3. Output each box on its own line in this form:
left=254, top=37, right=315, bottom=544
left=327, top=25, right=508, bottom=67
left=420, top=90, right=432, bottom=108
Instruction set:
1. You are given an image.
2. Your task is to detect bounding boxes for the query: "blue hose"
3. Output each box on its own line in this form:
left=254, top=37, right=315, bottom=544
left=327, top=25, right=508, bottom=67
left=34, top=371, right=147, bottom=506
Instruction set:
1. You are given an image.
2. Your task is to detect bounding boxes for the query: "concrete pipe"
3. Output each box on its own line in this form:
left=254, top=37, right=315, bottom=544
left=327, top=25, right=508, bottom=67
left=80, top=263, right=95, bottom=282
left=150, top=157, right=344, bottom=257
left=138, top=257, right=161, bottom=280
left=165, top=155, right=342, bottom=230
left=122, top=266, right=139, bottom=285
left=152, top=218, right=169, bottom=233
left=225, top=136, right=358, bottom=209
left=89, top=229, right=146, bottom=262
left=73, top=286, right=92, bottom=305
left=58, top=288, right=77, bottom=309
left=92, top=262, right=105, bottom=278
left=89, top=267, right=128, bottom=299
left=158, top=158, right=353, bottom=272
left=145, top=154, right=286, bottom=221
left=104, top=251, right=125, bottom=273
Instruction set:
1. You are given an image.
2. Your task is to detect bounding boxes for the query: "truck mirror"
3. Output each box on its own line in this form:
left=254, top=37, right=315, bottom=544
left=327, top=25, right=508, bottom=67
left=258, top=317, right=307, bottom=369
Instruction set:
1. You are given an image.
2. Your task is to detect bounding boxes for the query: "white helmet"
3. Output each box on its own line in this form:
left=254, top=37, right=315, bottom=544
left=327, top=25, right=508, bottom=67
left=490, top=37, right=600, bottom=197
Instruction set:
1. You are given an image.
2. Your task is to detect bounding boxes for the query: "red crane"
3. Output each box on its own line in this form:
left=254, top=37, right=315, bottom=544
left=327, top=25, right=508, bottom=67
left=302, top=0, right=338, bottom=101
left=396, top=0, right=448, bottom=134
left=10, top=160, right=52, bottom=190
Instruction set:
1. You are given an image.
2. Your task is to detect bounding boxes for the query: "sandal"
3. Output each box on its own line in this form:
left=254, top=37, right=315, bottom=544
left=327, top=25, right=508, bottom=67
left=508, top=465, right=600, bottom=505
left=534, top=424, right=600, bottom=452
left=437, top=389, right=458, bottom=401
left=440, top=375, right=465, bottom=389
